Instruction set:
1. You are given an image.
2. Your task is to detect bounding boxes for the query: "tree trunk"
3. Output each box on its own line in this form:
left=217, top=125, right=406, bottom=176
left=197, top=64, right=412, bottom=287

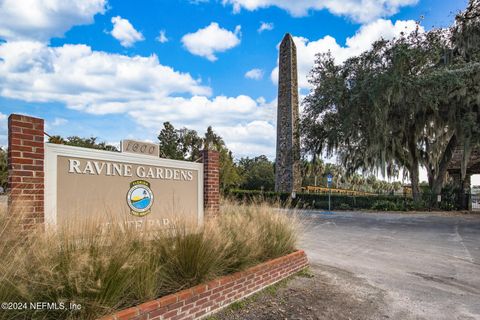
left=407, top=129, right=421, bottom=202
left=410, top=161, right=421, bottom=202
left=431, top=134, right=457, bottom=196
left=427, top=166, right=434, bottom=189
left=458, top=175, right=471, bottom=210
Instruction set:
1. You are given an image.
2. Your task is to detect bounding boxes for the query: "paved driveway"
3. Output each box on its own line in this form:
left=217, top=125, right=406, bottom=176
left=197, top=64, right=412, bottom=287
left=300, top=211, right=480, bottom=320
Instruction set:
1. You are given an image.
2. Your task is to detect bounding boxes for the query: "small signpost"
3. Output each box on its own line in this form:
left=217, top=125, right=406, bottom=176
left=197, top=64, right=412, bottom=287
left=327, top=173, right=333, bottom=213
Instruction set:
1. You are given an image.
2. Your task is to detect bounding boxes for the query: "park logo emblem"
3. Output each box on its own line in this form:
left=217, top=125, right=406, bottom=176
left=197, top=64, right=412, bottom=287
left=126, top=180, right=154, bottom=217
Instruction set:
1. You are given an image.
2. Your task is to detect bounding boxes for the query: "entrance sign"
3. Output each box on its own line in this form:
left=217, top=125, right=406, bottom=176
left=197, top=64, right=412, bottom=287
left=121, top=139, right=159, bottom=157
left=45, top=143, right=203, bottom=228
left=8, top=114, right=220, bottom=230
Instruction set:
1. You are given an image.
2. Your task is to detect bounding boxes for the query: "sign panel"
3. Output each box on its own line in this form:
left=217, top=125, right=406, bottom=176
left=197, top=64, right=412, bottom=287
left=327, top=173, right=333, bottom=186
left=45, top=143, right=203, bottom=229
left=121, top=139, right=159, bottom=157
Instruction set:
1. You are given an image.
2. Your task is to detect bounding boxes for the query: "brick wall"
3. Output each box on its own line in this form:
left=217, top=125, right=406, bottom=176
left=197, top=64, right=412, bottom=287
left=201, top=149, right=220, bottom=217
left=101, top=250, right=308, bottom=320
left=7, top=114, right=45, bottom=229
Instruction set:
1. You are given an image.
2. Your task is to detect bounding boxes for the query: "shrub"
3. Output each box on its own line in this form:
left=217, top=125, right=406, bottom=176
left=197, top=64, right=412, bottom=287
left=405, top=200, right=428, bottom=211
left=226, top=189, right=406, bottom=210
left=0, top=203, right=299, bottom=320
left=371, top=200, right=398, bottom=211
left=440, top=202, right=455, bottom=211
left=337, top=203, right=352, bottom=211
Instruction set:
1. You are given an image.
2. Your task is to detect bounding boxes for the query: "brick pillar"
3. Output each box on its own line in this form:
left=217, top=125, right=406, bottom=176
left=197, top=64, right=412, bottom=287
left=7, top=114, right=45, bottom=229
left=202, top=149, right=220, bottom=217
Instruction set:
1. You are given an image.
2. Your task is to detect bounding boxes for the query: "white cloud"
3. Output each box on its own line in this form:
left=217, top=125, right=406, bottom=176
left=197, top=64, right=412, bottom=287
left=223, top=0, right=418, bottom=23
left=0, top=41, right=211, bottom=108
left=156, top=30, right=168, bottom=43
left=271, top=19, right=422, bottom=89
left=44, top=117, right=68, bottom=131
left=110, top=16, right=144, bottom=47
left=0, top=0, right=274, bottom=157
left=51, top=117, right=68, bottom=126
left=0, top=112, right=7, bottom=148
left=258, top=22, right=274, bottom=33
left=181, top=23, right=241, bottom=61
left=245, top=68, right=264, bottom=80
left=128, top=96, right=277, bottom=158
left=0, top=0, right=106, bottom=42
left=129, top=95, right=273, bottom=130
left=219, top=120, right=276, bottom=158
left=0, top=41, right=275, bottom=158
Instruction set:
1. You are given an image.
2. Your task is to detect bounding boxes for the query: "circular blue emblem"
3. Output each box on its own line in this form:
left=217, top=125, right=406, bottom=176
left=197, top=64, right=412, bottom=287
left=126, top=180, right=154, bottom=217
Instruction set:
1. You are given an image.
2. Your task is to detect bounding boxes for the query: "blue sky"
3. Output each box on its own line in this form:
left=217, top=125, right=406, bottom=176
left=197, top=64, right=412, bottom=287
left=0, top=0, right=468, bottom=168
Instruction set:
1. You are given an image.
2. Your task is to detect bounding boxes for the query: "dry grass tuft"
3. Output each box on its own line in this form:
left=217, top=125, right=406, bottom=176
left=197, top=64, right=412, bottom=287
left=0, top=202, right=299, bottom=320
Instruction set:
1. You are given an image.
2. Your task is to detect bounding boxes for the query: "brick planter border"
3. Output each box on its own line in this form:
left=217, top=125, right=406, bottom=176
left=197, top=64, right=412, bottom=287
left=100, top=250, right=308, bottom=320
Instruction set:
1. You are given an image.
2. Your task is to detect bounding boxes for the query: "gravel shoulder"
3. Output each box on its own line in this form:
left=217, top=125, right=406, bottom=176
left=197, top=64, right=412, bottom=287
left=211, top=263, right=387, bottom=320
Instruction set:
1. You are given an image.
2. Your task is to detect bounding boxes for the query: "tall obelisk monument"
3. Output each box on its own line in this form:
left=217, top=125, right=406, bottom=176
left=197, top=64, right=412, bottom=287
left=275, top=33, right=301, bottom=193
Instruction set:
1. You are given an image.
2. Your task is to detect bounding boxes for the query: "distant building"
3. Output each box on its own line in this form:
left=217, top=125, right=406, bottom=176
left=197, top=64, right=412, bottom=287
left=472, top=185, right=480, bottom=195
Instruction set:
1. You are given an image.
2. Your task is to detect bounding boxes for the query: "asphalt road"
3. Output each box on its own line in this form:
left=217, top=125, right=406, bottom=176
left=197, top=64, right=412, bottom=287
left=300, top=211, right=480, bottom=320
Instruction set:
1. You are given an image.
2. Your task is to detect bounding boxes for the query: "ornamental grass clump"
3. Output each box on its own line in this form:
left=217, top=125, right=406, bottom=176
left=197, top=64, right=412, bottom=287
left=0, top=202, right=299, bottom=320
left=219, top=201, right=299, bottom=263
